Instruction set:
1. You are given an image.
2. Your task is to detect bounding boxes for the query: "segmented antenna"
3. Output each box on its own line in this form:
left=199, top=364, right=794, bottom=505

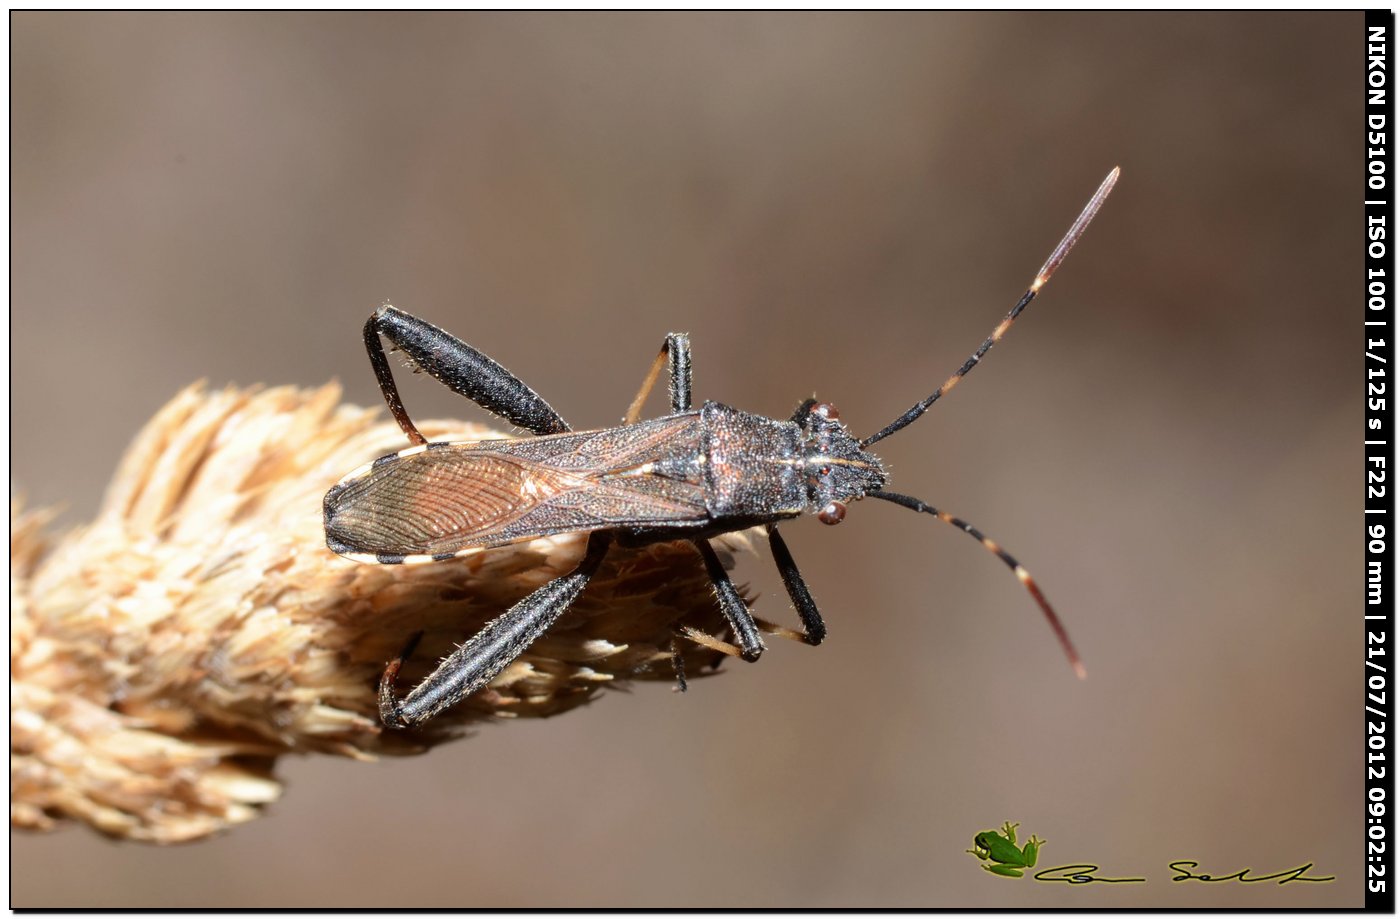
left=868, top=489, right=1086, bottom=679
left=861, top=167, right=1120, bottom=448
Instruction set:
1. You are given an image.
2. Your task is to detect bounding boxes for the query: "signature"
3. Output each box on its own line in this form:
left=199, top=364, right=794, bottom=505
left=1167, top=860, right=1336, bottom=885
left=1026, top=861, right=1335, bottom=886
left=1032, top=864, right=1145, bottom=885
left=965, top=823, right=1334, bottom=886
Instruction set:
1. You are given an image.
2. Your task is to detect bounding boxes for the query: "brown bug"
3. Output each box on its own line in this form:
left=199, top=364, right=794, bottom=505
left=325, top=168, right=1119, bottom=728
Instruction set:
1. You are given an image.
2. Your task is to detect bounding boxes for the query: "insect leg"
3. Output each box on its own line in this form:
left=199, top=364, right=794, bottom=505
left=694, top=539, right=764, bottom=662
left=669, top=635, right=688, bottom=692
left=624, top=333, right=692, bottom=424
left=765, top=526, right=827, bottom=645
left=365, top=304, right=571, bottom=445
left=379, top=532, right=612, bottom=728
left=676, top=624, right=750, bottom=659
left=680, top=616, right=816, bottom=654
left=379, top=629, right=426, bottom=709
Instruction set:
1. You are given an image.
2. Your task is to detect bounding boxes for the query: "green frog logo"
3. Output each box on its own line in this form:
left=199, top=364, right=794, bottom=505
left=966, top=821, right=1044, bottom=878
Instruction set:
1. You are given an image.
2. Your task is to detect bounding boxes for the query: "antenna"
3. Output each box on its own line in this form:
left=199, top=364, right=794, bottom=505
left=862, top=167, right=1120, bottom=448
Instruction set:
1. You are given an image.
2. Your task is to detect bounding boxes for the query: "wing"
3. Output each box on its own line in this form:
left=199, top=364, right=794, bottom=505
left=325, top=415, right=710, bottom=563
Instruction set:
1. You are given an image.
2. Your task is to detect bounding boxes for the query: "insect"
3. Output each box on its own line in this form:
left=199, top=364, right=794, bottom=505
left=325, top=168, right=1119, bottom=728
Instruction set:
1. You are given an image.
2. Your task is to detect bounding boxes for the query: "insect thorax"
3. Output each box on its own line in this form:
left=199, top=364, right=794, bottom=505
left=700, top=401, right=885, bottom=520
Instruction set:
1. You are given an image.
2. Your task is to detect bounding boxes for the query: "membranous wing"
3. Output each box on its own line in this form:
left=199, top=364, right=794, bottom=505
left=324, top=413, right=709, bottom=562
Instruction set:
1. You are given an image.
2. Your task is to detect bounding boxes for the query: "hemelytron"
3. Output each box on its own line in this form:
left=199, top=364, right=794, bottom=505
left=324, top=168, right=1119, bottom=728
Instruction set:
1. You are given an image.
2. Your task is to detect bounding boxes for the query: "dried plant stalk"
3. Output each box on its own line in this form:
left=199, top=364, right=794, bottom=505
left=11, top=383, right=750, bottom=843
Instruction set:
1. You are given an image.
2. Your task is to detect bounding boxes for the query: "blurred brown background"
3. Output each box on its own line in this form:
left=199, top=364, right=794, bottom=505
left=12, top=11, right=1359, bottom=908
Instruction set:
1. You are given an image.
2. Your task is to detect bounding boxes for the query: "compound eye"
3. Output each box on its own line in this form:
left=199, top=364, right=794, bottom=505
left=818, top=500, right=847, bottom=525
left=812, top=402, right=840, bottom=422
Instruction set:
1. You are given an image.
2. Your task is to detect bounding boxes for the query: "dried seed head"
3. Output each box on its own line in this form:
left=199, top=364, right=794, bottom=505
left=11, top=383, right=749, bottom=843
